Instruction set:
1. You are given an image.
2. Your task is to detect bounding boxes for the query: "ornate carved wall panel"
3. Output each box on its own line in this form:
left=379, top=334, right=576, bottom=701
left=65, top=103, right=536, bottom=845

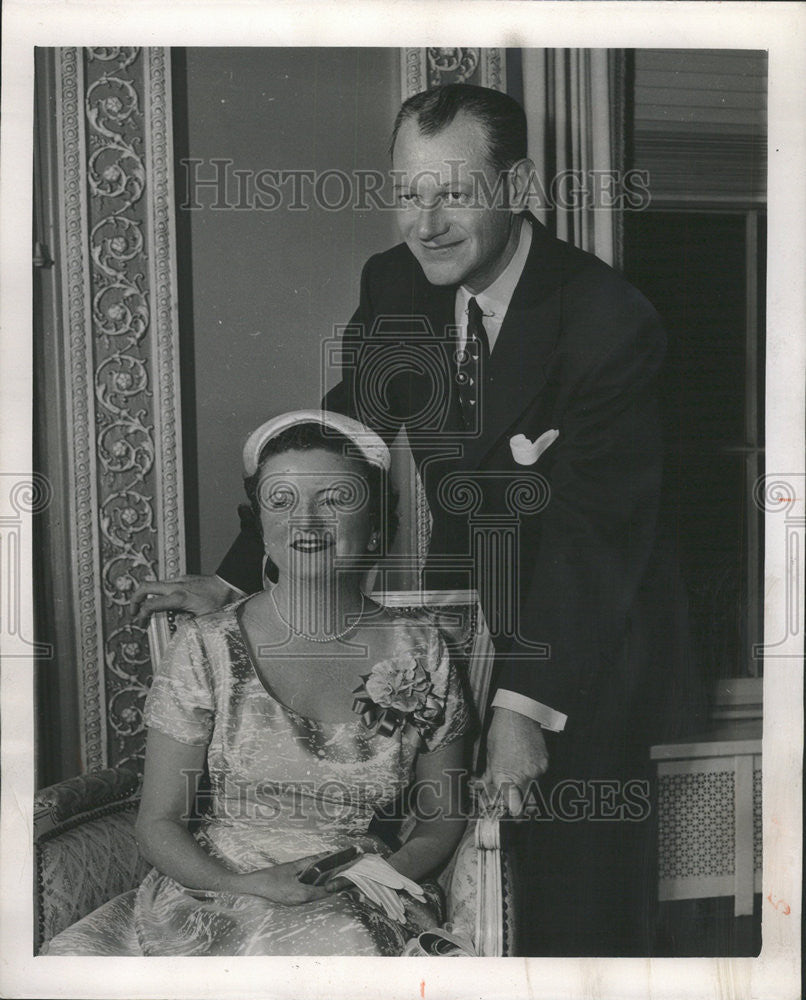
left=401, top=48, right=507, bottom=98
left=54, top=47, right=184, bottom=772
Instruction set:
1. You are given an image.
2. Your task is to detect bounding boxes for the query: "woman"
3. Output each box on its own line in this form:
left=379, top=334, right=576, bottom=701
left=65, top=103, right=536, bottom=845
left=44, top=411, right=471, bottom=956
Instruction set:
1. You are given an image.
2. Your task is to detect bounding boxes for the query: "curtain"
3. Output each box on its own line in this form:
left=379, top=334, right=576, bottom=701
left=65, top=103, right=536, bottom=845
left=521, top=49, right=626, bottom=269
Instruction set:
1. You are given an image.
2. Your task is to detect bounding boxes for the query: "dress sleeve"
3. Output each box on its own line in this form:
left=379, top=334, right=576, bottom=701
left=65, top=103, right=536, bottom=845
left=143, top=619, right=215, bottom=746
left=420, top=629, right=472, bottom=755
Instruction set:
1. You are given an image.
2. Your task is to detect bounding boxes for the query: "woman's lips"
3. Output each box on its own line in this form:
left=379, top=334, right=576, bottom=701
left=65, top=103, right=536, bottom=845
left=291, top=537, right=333, bottom=553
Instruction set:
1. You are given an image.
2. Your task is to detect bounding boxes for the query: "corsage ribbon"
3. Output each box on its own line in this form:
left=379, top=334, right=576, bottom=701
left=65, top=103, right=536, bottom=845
left=352, top=681, right=404, bottom=737
left=352, top=677, right=445, bottom=738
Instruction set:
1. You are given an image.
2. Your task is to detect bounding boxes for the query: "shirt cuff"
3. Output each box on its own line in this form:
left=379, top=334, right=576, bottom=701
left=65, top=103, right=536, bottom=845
left=214, top=574, right=247, bottom=598
left=491, top=689, right=568, bottom=732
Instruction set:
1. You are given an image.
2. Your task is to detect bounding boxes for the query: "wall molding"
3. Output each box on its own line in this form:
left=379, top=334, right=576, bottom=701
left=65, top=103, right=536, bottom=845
left=401, top=48, right=507, bottom=99
left=54, top=47, right=184, bottom=772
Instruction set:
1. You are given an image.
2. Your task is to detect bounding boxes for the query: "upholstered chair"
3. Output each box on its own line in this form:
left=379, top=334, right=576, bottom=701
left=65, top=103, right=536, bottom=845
left=34, top=590, right=518, bottom=956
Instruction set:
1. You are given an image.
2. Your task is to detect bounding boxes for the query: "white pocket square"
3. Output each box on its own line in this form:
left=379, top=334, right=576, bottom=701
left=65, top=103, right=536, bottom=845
left=509, top=429, right=559, bottom=465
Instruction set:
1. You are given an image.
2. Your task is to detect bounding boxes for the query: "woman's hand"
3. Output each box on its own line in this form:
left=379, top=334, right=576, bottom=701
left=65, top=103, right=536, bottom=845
left=236, top=855, right=342, bottom=906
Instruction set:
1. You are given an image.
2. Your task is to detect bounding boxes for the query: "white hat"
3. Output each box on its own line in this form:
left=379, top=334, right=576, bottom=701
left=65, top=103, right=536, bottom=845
left=243, top=410, right=391, bottom=476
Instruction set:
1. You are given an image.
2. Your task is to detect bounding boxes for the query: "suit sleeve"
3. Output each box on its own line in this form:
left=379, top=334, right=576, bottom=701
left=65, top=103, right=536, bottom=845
left=323, top=255, right=374, bottom=420
left=215, top=256, right=388, bottom=592
left=214, top=503, right=264, bottom=595
left=495, top=298, right=666, bottom=723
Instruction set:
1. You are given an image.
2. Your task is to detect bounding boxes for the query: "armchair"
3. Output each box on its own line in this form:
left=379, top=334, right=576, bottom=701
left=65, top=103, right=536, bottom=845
left=34, top=590, right=518, bottom=956
left=34, top=767, right=150, bottom=953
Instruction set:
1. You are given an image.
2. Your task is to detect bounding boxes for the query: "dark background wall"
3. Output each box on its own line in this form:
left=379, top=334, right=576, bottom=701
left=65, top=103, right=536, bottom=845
left=177, top=48, right=400, bottom=572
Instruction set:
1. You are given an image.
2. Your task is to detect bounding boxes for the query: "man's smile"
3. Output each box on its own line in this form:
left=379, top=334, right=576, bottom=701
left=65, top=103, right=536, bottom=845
left=420, top=240, right=463, bottom=253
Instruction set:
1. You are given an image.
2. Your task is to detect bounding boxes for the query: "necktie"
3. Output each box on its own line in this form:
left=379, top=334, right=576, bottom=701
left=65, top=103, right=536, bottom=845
left=456, top=297, right=490, bottom=429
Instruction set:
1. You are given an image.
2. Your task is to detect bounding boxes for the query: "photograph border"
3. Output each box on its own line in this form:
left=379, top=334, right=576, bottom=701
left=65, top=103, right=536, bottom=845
left=2, top=3, right=803, bottom=998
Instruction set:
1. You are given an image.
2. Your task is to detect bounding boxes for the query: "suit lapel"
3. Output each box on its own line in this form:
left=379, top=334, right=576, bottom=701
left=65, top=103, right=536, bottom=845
left=456, top=218, right=577, bottom=470
left=396, top=217, right=586, bottom=459
left=407, top=262, right=464, bottom=434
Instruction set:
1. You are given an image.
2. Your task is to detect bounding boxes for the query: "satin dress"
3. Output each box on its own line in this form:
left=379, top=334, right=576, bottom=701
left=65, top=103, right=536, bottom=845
left=43, top=602, right=470, bottom=956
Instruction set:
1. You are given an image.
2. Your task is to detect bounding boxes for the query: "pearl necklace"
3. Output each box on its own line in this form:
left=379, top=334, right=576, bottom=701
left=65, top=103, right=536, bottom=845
left=270, top=588, right=366, bottom=643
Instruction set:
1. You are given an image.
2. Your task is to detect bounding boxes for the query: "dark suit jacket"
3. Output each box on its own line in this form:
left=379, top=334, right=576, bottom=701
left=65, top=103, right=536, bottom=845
left=218, top=217, right=701, bottom=770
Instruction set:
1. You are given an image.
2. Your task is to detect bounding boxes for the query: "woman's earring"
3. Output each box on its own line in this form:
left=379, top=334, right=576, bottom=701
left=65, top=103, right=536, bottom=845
left=367, top=534, right=379, bottom=551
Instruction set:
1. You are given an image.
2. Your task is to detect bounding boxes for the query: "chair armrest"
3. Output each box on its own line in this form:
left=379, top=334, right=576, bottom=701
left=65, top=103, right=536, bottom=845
left=34, top=768, right=151, bottom=953
left=34, top=767, right=141, bottom=833
left=438, top=809, right=519, bottom=956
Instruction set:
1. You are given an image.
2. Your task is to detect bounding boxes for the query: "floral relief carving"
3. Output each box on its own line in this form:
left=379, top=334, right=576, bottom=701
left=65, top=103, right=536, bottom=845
left=86, top=51, right=156, bottom=765
left=427, top=48, right=480, bottom=86
left=97, top=417, right=154, bottom=481
left=87, top=47, right=140, bottom=70
left=90, top=215, right=145, bottom=276
left=86, top=78, right=145, bottom=211
left=106, top=623, right=152, bottom=770
left=402, top=48, right=506, bottom=99
left=91, top=278, right=149, bottom=341
left=100, top=490, right=156, bottom=545
left=95, top=354, right=150, bottom=409
left=57, top=47, right=183, bottom=771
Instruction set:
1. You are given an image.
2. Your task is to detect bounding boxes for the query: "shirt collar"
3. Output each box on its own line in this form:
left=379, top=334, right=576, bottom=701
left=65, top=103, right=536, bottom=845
left=457, top=216, right=533, bottom=319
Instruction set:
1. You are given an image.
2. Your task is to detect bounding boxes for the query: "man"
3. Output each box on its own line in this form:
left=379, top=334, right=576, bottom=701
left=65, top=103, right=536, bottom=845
left=135, top=84, right=701, bottom=954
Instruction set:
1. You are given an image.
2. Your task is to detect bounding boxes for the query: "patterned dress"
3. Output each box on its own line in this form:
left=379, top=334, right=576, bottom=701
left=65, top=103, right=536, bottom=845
left=44, top=602, right=470, bottom=956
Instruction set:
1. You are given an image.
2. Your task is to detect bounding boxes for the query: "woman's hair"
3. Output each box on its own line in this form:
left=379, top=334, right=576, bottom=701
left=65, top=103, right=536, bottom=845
left=243, top=421, right=399, bottom=549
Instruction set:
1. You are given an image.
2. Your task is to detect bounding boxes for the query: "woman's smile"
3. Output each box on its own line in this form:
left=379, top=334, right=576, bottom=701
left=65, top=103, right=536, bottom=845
left=290, top=533, right=333, bottom=553
left=257, top=448, right=376, bottom=576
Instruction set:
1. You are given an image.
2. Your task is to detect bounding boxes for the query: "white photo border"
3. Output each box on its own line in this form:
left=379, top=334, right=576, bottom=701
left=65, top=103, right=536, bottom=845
left=1, top=2, right=802, bottom=998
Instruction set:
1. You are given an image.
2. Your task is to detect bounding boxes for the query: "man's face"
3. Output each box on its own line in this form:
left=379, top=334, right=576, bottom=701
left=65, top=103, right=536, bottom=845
left=392, top=113, right=519, bottom=293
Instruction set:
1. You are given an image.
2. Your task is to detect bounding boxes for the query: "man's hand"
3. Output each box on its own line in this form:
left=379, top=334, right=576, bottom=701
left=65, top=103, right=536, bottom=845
left=131, top=574, right=239, bottom=625
left=474, top=708, right=549, bottom=817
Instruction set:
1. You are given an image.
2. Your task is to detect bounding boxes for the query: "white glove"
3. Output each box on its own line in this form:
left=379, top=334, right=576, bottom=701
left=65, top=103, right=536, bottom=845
left=333, top=854, right=425, bottom=923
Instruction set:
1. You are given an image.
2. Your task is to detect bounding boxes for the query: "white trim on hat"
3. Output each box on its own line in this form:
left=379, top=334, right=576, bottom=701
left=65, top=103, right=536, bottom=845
left=243, top=410, right=391, bottom=476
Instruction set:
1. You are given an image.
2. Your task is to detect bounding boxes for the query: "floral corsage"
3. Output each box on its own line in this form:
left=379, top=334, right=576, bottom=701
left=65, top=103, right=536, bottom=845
left=352, top=651, right=445, bottom=738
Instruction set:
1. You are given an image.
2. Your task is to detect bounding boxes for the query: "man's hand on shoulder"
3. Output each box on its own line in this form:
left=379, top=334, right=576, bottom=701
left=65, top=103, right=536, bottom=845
left=474, top=708, right=549, bottom=817
left=131, top=574, right=240, bottom=625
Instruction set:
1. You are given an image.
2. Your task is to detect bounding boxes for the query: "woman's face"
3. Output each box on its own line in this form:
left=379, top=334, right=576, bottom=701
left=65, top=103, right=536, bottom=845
left=256, top=448, right=376, bottom=581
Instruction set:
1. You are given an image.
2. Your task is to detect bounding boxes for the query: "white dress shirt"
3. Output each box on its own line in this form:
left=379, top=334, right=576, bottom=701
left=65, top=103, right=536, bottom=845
left=454, top=214, right=533, bottom=353
left=455, top=217, right=567, bottom=733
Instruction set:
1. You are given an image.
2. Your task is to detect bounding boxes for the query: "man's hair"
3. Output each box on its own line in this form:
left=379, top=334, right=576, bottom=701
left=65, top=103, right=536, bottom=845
left=390, top=83, right=528, bottom=175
